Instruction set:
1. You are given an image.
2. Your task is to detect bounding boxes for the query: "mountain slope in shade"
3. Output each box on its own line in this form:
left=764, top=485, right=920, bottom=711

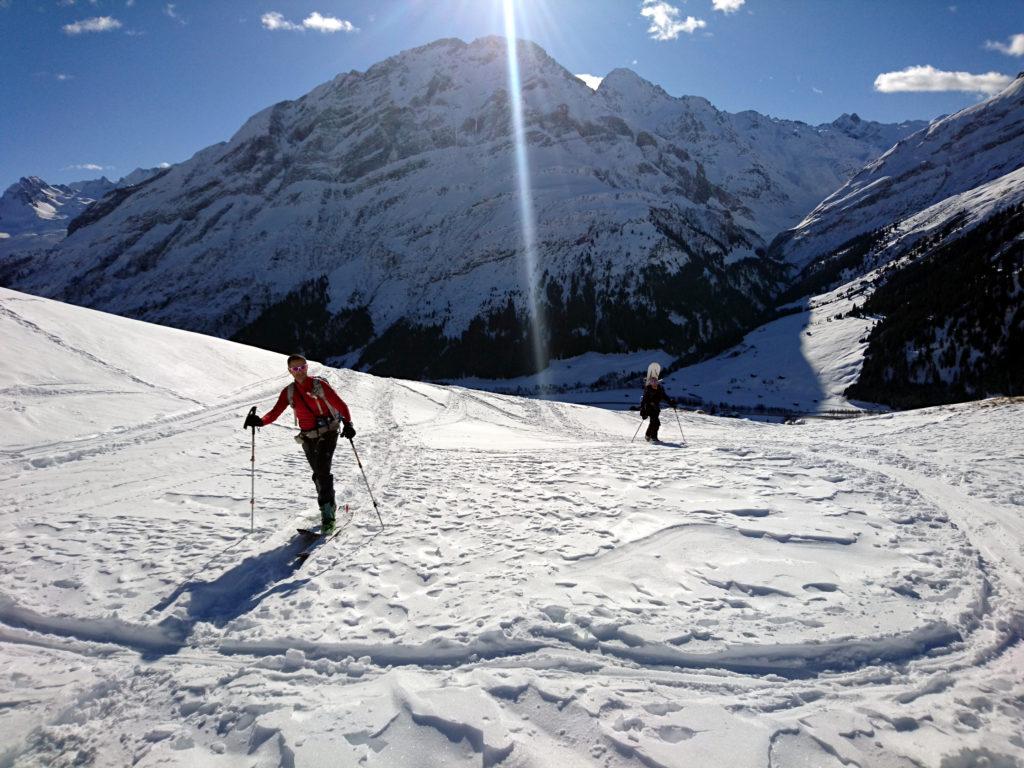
left=0, top=37, right=921, bottom=380
left=689, top=165, right=1024, bottom=414
left=846, top=199, right=1023, bottom=408
left=774, top=73, right=1024, bottom=270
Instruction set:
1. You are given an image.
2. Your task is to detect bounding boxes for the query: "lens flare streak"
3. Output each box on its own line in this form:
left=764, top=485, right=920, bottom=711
left=502, top=0, right=548, bottom=380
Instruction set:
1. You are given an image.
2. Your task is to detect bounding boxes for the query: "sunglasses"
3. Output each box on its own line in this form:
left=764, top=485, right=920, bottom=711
left=289, top=364, right=308, bottom=372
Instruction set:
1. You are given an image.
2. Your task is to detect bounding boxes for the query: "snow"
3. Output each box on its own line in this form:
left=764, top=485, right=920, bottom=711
left=650, top=150, right=1024, bottom=417
left=661, top=290, right=876, bottom=413
left=1, top=286, right=1022, bottom=766
left=781, top=74, right=1024, bottom=269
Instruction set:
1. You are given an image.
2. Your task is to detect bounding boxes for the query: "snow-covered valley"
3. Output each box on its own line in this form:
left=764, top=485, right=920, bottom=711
left=1, top=287, right=1022, bottom=766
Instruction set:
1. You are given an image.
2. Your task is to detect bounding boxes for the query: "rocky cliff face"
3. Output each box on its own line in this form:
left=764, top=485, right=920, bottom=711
left=1, top=37, right=923, bottom=378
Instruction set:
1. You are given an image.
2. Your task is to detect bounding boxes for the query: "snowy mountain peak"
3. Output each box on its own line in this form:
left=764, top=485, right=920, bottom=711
left=832, top=112, right=862, bottom=128
left=2, top=37, right=927, bottom=380
left=598, top=68, right=670, bottom=98
left=0, top=174, right=116, bottom=239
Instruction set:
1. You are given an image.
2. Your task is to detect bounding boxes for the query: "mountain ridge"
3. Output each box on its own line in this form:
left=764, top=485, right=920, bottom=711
left=2, top=36, right=926, bottom=379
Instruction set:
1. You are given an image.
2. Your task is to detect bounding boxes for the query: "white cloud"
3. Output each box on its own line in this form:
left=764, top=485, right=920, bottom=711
left=261, top=11, right=300, bottom=31
left=55, top=72, right=73, bottom=81
left=641, top=1, right=706, bottom=41
left=712, top=0, right=745, bottom=13
left=64, top=163, right=105, bottom=171
left=812, top=86, right=823, bottom=95
left=985, top=33, right=1024, bottom=57
left=157, top=162, right=171, bottom=168
left=874, top=65, right=1012, bottom=95
left=126, top=0, right=135, bottom=6
left=302, top=12, right=355, bottom=33
left=261, top=10, right=357, bottom=33
left=63, top=16, right=122, bottom=34
left=575, top=73, right=604, bottom=90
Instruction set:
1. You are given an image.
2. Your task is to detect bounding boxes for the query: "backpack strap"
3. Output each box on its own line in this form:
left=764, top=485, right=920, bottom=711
left=311, top=378, right=340, bottom=419
left=288, top=378, right=339, bottom=419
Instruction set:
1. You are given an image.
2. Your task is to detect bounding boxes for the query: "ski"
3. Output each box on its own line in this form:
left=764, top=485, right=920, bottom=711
left=293, top=504, right=352, bottom=565
left=294, top=525, right=346, bottom=565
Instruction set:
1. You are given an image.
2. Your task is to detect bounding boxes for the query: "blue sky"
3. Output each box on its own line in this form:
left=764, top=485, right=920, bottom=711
left=2, top=0, right=1022, bottom=186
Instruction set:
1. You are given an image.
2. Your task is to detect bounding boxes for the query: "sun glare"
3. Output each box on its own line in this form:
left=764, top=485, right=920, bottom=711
left=502, top=0, right=550, bottom=382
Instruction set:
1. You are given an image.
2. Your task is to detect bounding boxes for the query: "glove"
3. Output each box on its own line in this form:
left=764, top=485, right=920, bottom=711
left=341, top=420, right=356, bottom=439
left=243, top=407, right=263, bottom=429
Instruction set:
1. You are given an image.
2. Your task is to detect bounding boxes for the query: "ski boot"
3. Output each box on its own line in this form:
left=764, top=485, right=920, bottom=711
left=320, top=501, right=337, bottom=535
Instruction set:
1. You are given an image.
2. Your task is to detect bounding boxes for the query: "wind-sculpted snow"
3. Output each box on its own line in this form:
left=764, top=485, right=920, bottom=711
left=1, top=287, right=1022, bottom=766
left=0, top=37, right=924, bottom=380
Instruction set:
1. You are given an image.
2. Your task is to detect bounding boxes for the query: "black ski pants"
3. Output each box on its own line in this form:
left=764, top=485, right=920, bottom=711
left=646, top=410, right=661, bottom=440
left=301, top=429, right=338, bottom=506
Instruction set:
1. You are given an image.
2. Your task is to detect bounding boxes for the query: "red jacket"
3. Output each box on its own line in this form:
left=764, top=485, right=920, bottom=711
left=261, top=377, right=352, bottom=431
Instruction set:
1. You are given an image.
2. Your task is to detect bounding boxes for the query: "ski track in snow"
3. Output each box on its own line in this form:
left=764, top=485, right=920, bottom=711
left=1, top=288, right=1022, bottom=767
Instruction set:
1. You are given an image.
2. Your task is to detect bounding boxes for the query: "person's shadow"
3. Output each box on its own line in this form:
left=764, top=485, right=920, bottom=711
left=147, top=534, right=314, bottom=655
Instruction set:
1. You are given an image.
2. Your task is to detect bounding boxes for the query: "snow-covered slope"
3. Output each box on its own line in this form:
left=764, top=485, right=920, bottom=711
left=663, top=164, right=1024, bottom=414
left=702, top=75, right=1024, bottom=414
left=1, top=37, right=921, bottom=380
left=776, top=73, right=1024, bottom=269
left=663, top=289, right=875, bottom=413
left=2, top=287, right=1022, bottom=767
left=595, top=70, right=926, bottom=241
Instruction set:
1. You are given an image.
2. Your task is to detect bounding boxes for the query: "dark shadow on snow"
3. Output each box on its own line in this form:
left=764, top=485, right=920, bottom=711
left=148, top=533, right=316, bottom=654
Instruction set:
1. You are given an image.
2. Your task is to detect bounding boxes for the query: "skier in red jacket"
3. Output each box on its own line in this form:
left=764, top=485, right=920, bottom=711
left=244, top=354, right=355, bottom=533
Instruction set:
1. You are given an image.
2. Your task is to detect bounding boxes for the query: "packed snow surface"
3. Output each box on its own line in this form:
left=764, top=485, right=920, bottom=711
left=1, top=287, right=1022, bottom=767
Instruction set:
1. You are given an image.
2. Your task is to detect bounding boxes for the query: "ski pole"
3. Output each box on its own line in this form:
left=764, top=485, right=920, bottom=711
left=631, top=418, right=646, bottom=443
left=348, top=438, right=384, bottom=529
left=248, top=407, right=257, bottom=533
left=673, top=407, right=686, bottom=445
